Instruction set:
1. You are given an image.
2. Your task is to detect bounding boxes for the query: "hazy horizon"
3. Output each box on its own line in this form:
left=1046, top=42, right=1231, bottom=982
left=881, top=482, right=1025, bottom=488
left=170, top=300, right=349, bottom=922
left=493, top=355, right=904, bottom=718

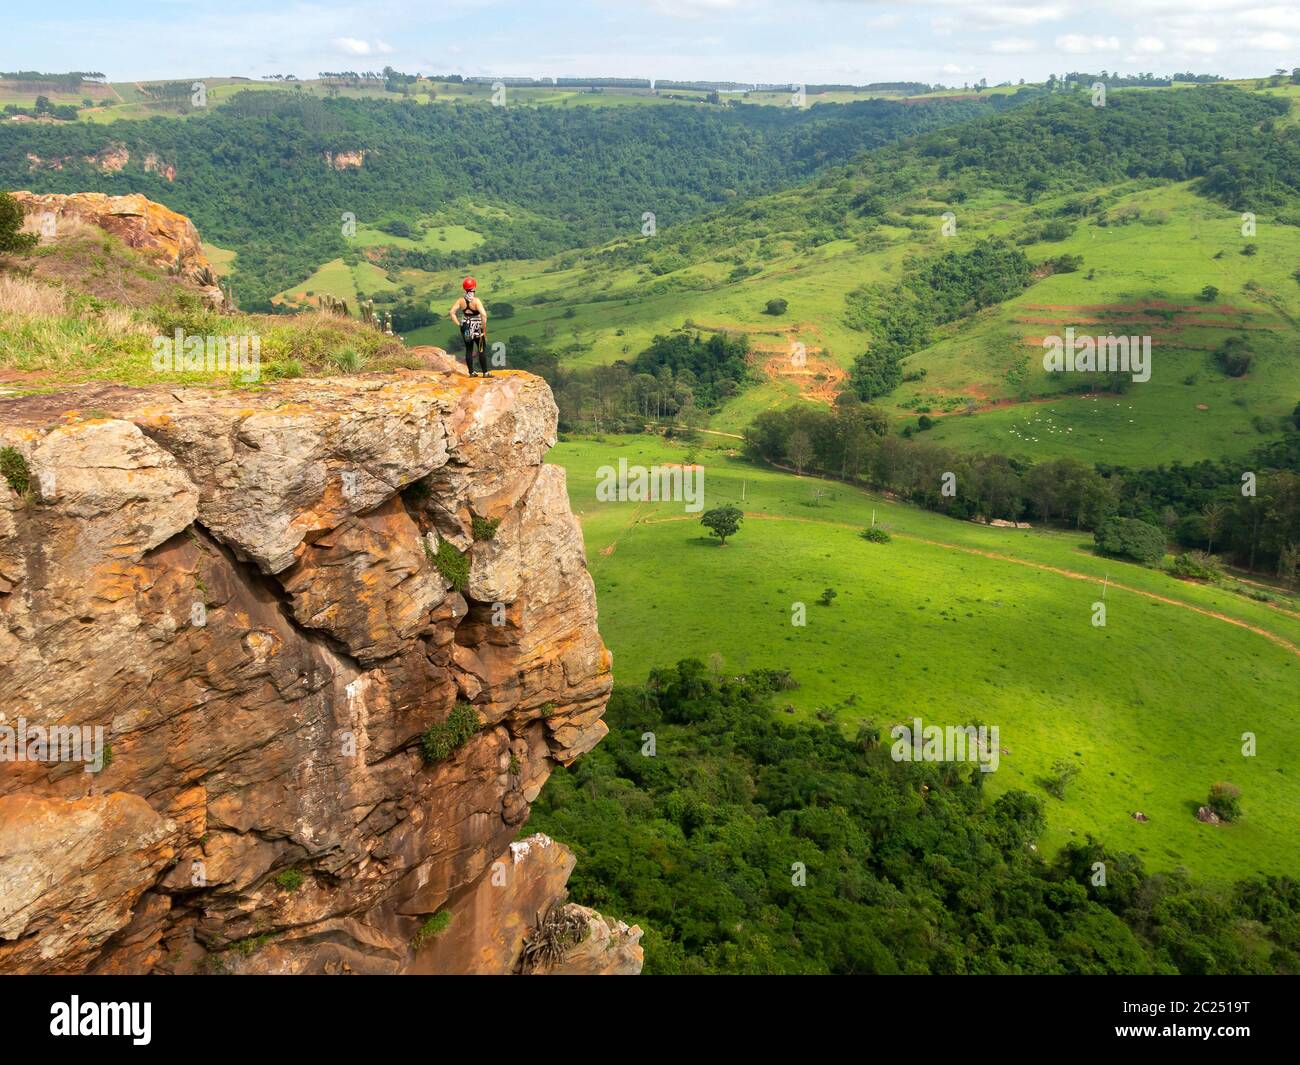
left=5, top=1, right=1296, bottom=88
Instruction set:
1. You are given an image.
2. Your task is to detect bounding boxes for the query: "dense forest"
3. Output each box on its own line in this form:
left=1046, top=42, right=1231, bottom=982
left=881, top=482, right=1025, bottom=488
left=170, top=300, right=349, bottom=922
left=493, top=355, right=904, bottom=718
left=587, top=86, right=1300, bottom=288
left=530, top=661, right=1300, bottom=974
left=0, top=91, right=987, bottom=307
left=929, top=88, right=1298, bottom=210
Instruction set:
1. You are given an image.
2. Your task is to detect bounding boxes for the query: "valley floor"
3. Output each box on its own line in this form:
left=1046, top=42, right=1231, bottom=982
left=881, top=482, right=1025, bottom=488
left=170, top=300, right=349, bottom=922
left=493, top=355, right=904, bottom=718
left=553, top=433, right=1300, bottom=884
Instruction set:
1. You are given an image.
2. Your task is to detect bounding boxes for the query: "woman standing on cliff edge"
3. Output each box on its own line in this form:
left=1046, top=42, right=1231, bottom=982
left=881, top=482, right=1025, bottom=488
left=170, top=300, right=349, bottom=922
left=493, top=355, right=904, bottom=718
left=450, top=277, right=490, bottom=377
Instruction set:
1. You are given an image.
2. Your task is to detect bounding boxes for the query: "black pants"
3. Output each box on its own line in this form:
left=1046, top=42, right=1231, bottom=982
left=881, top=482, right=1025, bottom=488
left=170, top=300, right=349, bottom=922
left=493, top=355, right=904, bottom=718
left=463, top=332, right=488, bottom=374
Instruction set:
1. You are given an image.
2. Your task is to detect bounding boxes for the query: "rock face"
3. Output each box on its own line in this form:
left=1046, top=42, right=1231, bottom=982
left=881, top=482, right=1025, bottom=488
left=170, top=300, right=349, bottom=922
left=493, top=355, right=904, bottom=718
left=11, top=192, right=215, bottom=291
left=0, top=369, right=640, bottom=975
left=323, top=150, right=368, bottom=170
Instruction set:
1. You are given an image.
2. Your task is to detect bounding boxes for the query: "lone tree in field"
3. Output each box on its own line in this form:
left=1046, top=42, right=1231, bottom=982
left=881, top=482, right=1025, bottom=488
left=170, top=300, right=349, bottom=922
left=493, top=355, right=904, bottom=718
left=0, top=192, right=38, bottom=258
left=700, top=505, right=743, bottom=546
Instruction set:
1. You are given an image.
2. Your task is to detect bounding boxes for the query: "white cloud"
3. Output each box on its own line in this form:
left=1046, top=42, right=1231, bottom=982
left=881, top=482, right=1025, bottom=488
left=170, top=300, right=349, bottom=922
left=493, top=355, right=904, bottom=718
left=331, top=37, right=393, bottom=57
left=1247, top=31, right=1293, bottom=49
left=334, top=37, right=374, bottom=56
left=977, top=4, right=1071, bottom=28
left=1237, top=6, right=1300, bottom=30
left=925, top=2, right=1073, bottom=30
left=990, top=37, right=1038, bottom=53
left=1056, top=34, right=1121, bottom=54
left=647, top=0, right=740, bottom=17
left=1133, top=36, right=1166, bottom=53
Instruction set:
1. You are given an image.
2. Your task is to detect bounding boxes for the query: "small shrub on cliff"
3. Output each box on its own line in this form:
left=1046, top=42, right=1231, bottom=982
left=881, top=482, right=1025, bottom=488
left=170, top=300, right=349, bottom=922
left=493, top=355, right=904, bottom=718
left=0, top=192, right=38, bottom=257
left=519, top=904, right=587, bottom=973
left=0, top=446, right=31, bottom=496
left=420, top=703, right=482, bottom=764
left=330, top=347, right=368, bottom=374
left=430, top=538, right=470, bottom=591
left=274, top=868, right=305, bottom=892
left=411, top=911, right=452, bottom=948
left=471, top=515, right=501, bottom=541
left=262, top=359, right=303, bottom=380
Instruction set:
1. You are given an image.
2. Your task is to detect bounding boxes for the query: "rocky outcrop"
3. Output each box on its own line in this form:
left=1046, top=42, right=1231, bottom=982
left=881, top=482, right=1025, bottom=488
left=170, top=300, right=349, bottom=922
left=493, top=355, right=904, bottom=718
left=11, top=192, right=214, bottom=291
left=0, top=368, right=638, bottom=975
left=323, top=150, right=368, bottom=170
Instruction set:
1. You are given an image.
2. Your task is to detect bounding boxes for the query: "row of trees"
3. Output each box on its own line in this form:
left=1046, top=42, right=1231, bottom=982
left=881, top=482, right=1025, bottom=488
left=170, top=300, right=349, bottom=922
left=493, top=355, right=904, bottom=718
left=0, top=71, right=103, bottom=92
left=495, top=329, right=747, bottom=430
left=744, top=401, right=1300, bottom=576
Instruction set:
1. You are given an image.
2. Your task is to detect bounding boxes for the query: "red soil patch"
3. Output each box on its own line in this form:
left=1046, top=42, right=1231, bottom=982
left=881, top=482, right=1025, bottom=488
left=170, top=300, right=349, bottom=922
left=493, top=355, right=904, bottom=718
left=1023, top=301, right=1255, bottom=315
left=1017, top=316, right=1271, bottom=332
left=759, top=346, right=845, bottom=406
left=1022, top=335, right=1181, bottom=347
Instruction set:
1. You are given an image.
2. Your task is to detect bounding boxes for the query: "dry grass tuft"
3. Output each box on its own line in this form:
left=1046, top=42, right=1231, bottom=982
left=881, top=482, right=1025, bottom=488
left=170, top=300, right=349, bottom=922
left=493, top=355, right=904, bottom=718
left=19, top=213, right=102, bottom=245
left=0, top=273, right=67, bottom=318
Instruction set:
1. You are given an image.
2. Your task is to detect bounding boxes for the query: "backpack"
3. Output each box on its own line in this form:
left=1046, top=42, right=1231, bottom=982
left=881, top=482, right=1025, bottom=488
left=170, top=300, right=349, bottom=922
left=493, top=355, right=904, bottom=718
left=461, top=297, right=484, bottom=339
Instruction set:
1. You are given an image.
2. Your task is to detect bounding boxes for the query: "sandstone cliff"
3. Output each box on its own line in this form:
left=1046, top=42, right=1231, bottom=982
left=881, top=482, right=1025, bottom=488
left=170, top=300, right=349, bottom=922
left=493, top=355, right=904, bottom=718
left=11, top=191, right=219, bottom=299
left=0, top=369, right=641, bottom=975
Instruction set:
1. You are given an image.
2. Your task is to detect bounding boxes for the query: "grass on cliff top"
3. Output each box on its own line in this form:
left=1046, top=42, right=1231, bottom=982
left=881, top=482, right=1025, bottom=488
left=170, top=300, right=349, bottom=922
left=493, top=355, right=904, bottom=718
left=550, top=432, right=1300, bottom=884
left=0, top=231, right=418, bottom=391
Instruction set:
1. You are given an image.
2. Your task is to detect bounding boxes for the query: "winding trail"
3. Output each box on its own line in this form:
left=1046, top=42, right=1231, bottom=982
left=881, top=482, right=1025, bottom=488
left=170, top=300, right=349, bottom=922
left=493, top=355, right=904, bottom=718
left=628, top=510, right=1300, bottom=658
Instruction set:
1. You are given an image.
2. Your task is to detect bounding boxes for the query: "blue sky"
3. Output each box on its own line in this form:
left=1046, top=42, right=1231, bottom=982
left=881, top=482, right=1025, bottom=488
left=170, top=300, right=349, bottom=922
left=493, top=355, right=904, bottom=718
left=5, top=1, right=1297, bottom=85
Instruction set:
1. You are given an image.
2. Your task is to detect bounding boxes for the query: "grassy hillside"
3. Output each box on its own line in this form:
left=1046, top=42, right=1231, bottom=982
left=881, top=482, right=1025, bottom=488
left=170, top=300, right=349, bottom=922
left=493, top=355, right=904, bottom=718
left=0, top=219, right=415, bottom=389
left=551, top=433, right=1299, bottom=884
left=471, top=85, right=1300, bottom=467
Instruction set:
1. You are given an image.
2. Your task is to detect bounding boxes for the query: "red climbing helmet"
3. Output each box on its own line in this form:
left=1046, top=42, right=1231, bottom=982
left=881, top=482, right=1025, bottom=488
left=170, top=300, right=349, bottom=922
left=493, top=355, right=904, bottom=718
left=462, top=277, right=477, bottom=291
